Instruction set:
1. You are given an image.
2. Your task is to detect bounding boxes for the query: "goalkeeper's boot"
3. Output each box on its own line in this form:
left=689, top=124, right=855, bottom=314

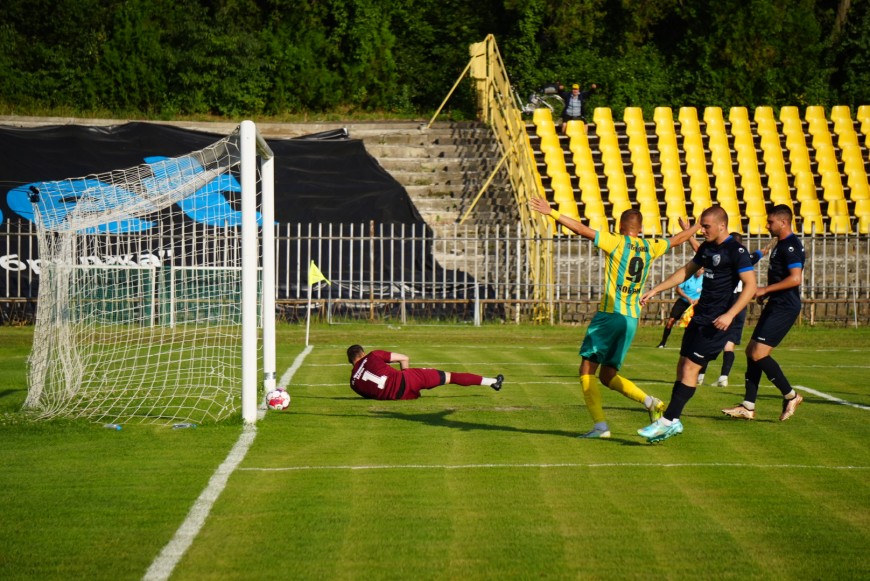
left=579, top=427, right=611, bottom=439
left=779, top=393, right=804, bottom=421
left=722, top=404, right=756, bottom=420
left=648, top=397, right=665, bottom=423
left=491, top=374, right=504, bottom=392
left=638, top=418, right=683, bottom=443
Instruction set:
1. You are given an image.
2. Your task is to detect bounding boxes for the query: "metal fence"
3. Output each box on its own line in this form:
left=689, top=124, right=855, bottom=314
left=290, top=222, right=870, bottom=326
left=4, top=220, right=870, bottom=325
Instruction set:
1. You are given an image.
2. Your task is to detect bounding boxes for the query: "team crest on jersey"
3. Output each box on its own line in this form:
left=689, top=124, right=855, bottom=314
left=712, top=254, right=721, bottom=266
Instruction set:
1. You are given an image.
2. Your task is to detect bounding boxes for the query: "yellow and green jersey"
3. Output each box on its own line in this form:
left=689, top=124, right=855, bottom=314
left=595, top=230, right=670, bottom=318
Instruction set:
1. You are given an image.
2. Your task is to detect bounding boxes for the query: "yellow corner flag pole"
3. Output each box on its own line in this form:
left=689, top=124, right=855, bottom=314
left=306, top=261, right=331, bottom=346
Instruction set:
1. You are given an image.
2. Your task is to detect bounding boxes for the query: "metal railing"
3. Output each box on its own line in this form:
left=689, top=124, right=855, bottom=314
left=3, top=220, right=870, bottom=325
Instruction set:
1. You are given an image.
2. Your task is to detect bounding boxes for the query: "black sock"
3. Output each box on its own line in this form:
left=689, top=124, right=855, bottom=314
left=756, top=355, right=793, bottom=396
left=660, top=326, right=672, bottom=345
left=744, top=358, right=762, bottom=403
left=700, top=360, right=709, bottom=374
left=720, top=351, right=735, bottom=376
left=663, top=381, right=695, bottom=421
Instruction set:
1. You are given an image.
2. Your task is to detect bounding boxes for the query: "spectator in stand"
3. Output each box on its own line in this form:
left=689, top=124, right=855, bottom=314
left=560, top=83, right=597, bottom=132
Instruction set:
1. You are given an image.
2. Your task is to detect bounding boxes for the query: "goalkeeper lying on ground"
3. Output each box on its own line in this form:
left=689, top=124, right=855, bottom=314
left=347, top=345, right=503, bottom=400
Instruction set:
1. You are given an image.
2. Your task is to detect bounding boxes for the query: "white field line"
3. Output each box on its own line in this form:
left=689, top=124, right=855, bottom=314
left=795, top=385, right=870, bottom=411
left=240, top=462, right=868, bottom=472
left=142, top=346, right=313, bottom=581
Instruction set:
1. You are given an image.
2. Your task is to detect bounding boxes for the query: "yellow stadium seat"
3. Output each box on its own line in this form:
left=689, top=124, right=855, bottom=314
left=855, top=199, right=870, bottom=233
left=533, top=107, right=554, bottom=125
left=805, top=105, right=827, bottom=123
left=593, top=107, right=615, bottom=131
left=787, top=147, right=812, bottom=174
left=799, top=198, right=824, bottom=234
left=679, top=106, right=699, bottom=127
left=780, top=106, right=801, bottom=123
left=794, top=171, right=818, bottom=202
left=703, top=107, right=726, bottom=130
left=848, top=173, right=870, bottom=201
left=639, top=199, right=664, bottom=236
left=633, top=168, right=658, bottom=203
left=820, top=170, right=846, bottom=202
left=624, top=107, right=645, bottom=124
left=630, top=144, right=653, bottom=173
left=569, top=132, right=590, bottom=154
left=831, top=105, right=851, bottom=123
left=654, top=106, right=674, bottom=125
left=564, top=119, right=586, bottom=138
left=729, top=107, right=750, bottom=124
left=827, top=199, right=852, bottom=234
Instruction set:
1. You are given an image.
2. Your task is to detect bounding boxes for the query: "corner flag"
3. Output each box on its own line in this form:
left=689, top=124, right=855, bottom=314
left=308, top=261, right=330, bottom=286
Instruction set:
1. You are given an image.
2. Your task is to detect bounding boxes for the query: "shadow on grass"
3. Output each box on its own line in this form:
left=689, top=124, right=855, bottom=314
left=370, top=408, right=646, bottom=446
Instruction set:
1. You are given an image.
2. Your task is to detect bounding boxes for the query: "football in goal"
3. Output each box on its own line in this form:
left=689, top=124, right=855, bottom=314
left=24, top=121, right=276, bottom=425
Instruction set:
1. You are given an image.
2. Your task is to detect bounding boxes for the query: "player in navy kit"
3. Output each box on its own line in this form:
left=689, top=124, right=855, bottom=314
left=346, top=345, right=503, bottom=400
left=637, top=206, right=757, bottom=442
left=722, top=205, right=806, bottom=421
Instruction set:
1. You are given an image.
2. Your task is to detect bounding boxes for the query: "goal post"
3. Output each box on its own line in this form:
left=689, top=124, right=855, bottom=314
left=25, top=120, right=275, bottom=425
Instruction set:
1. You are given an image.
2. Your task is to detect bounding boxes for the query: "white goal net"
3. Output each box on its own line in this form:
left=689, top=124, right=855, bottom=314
left=24, top=121, right=275, bottom=425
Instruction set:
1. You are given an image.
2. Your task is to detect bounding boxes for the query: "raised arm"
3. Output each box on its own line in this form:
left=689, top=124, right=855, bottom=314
left=668, top=218, right=702, bottom=249
left=678, top=216, right=701, bottom=252
left=529, top=196, right=597, bottom=241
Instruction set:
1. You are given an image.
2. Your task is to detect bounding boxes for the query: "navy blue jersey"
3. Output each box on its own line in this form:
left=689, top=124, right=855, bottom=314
left=765, top=233, right=805, bottom=310
left=691, top=236, right=755, bottom=325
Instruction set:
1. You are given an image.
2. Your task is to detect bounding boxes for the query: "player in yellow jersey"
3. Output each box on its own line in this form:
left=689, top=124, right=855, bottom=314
left=530, top=197, right=701, bottom=438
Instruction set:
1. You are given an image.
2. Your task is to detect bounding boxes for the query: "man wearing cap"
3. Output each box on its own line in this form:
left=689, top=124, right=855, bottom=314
left=560, top=82, right=597, bottom=131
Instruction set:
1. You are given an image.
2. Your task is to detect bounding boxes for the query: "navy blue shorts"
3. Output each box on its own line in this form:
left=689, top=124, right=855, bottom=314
left=751, top=303, right=800, bottom=347
left=680, top=319, right=731, bottom=365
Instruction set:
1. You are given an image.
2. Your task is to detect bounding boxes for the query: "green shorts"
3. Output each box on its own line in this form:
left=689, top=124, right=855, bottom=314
left=579, top=311, right=638, bottom=370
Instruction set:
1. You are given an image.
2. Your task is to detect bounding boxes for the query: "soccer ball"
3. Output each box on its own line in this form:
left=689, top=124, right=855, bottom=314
left=266, top=389, right=291, bottom=411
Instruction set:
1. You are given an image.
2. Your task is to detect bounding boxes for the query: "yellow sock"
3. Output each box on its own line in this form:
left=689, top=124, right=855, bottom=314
left=581, top=374, right=606, bottom=424
left=607, top=375, right=648, bottom=405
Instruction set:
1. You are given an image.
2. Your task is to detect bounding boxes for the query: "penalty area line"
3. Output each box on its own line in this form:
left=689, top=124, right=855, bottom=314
left=240, top=461, right=868, bottom=472
left=143, top=345, right=313, bottom=581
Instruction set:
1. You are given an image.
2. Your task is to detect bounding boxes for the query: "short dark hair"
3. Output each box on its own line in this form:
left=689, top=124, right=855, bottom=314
left=770, top=204, right=793, bottom=221
left=347, top=344, right=365, bottom=364
left=702, top=206, right=728, bottom=226
left=619, top=208, right=643, bottom=228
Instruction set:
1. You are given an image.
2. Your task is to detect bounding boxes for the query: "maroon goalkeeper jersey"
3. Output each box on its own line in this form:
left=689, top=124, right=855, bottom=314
left=350, top=350, right=404, bottom=400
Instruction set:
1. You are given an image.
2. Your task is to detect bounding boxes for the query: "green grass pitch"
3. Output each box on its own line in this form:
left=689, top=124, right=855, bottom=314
left=0, top=323, right=868, bottom=580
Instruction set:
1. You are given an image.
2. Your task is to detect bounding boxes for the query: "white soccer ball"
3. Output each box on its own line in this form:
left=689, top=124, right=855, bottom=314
left=266, top=389, right=291, bottom=411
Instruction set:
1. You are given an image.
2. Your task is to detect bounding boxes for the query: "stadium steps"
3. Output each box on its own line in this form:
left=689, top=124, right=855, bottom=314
left=0, top=117, right=515, bottom=239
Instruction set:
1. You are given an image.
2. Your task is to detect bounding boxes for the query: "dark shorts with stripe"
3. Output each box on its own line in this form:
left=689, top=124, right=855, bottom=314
left=680, top=319, right=731, bottom=365
left=751, top=303, right=800, bottom=347
left=397, top=368, right=446, bottom=400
